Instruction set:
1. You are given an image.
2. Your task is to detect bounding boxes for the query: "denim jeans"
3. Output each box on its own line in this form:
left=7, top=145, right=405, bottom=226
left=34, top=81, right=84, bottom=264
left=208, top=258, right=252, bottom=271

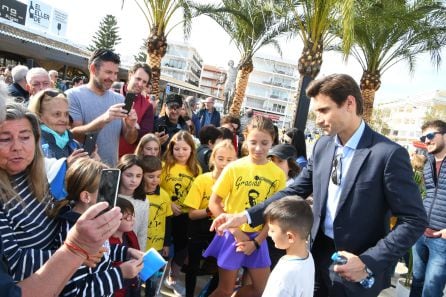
left=410, top=235, right=446, bottom=297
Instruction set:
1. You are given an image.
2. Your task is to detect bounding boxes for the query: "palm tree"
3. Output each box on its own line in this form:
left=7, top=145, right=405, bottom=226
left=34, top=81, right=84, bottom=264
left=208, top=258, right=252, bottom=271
left=121, top=0, right=193, bottom=100
left=193, top=0, right=288, bottom=116
left=344, top=0, right=446, bottom=122
left=285, top=0, right=354, bottom=130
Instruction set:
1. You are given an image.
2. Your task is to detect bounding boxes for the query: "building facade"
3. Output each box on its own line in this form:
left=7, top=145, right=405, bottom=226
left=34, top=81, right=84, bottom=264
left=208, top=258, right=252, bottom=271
left=243, top=56, right=299, bottom=128
left=161, top=42, right=203, bottom=87
left=375, top=90, right=446, bottom=148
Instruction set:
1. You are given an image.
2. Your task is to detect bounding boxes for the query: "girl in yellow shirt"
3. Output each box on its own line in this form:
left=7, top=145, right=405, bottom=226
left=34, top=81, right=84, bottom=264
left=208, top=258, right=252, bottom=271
left=160, top=131, right=201, bottom=294
left=204, top=116, right=286, bottom=297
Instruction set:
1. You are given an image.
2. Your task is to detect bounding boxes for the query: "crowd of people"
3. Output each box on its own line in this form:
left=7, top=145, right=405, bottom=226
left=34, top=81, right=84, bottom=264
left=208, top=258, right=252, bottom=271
left=0, top=48, right=444, bottom=297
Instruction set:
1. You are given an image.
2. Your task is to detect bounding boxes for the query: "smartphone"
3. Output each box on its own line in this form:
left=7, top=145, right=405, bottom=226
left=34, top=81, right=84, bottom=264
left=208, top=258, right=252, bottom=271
left=83, top=133, right=97, bottom=156
left=157, top=125, right=167, bottom=134
left=97, top=169, right=121, bottom=209
left=123, top=92, right=136, bottom=113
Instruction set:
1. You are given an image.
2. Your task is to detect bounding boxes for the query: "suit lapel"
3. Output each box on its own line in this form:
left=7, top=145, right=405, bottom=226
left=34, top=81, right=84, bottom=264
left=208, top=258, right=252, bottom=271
left=335, top=125, right=373, bottom=217
left=316, top=137, right=336, bottom=216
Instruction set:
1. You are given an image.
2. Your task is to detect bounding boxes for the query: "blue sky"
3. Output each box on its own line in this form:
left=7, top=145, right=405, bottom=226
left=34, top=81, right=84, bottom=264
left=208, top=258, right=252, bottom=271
left=36, top=0, right=446, bottom=104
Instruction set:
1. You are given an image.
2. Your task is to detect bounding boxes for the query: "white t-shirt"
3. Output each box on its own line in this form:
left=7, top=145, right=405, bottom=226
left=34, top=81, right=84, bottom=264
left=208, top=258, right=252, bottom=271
left=262, top=253, right=315, bottom=297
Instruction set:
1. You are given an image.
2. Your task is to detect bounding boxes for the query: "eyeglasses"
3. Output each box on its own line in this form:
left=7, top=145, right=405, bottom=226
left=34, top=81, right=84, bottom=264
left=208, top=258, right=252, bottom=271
left=122, top=214, right=135, bottom=222
left=331, top=153, right=342, bottom=186
left=31, top=81, right=51, bottom=88
left=420, top=131, right=443, bottom=142
left=167, top=103, right=180, bottom=110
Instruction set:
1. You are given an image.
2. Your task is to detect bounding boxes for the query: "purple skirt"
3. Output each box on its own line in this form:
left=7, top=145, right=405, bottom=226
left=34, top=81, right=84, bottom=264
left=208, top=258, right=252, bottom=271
left=203, top=230, right=271, bottom=270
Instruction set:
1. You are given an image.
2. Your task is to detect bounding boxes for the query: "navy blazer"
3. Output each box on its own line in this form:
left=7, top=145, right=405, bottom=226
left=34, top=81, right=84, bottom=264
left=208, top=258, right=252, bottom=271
left=248, top=124, right=427, bottom=296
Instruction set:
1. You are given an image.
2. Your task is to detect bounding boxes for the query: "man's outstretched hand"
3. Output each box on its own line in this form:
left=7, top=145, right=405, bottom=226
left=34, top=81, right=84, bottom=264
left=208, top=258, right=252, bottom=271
left=210, top=212, right=248, bottom=235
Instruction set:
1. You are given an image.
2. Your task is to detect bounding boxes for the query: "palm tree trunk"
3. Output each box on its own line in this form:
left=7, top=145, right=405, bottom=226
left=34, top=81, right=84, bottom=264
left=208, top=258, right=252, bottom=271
left=360, top=70, right=381, bottom=123
left=147, top=53, right=162, bottom=101
left=146, top=28, right=167, bottom=101
left=229, top=61, right=253, bottom=116
left=293, top=39, right=323, bottom=130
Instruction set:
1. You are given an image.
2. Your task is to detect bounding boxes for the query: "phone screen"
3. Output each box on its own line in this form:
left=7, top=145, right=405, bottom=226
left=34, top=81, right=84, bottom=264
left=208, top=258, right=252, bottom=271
left=97, top=169, right=121, bottom=208
left=157, top=125, right=167, bottom=134
left=124, top=92, right=136, bottom=113
left=83, top=133, right=97, bottom=155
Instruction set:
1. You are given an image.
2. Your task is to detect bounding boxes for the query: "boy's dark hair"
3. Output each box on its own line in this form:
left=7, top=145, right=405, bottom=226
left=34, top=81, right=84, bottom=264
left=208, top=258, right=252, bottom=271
left=72, top=76, right=83, bottom=85
left=88, top=48, right=121, bottom=69
left=264, top=196, right=313, bottom=240
left=116, top=197, right=134, bottom=215
left=306, top=73, right=363, bottom=116
left=421, top=120, right=446, bottom=133
left=140, top=155, right=162, bottom=173
left=218, top=127, right=233, bottom=140
left=199, top=125, right=223, bottom=145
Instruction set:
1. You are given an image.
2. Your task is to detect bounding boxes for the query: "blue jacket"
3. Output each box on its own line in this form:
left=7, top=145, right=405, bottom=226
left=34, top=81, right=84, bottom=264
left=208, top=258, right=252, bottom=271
left=198, top=108, right=221, bottom=128
left=423, top=155, right=446, bottom=230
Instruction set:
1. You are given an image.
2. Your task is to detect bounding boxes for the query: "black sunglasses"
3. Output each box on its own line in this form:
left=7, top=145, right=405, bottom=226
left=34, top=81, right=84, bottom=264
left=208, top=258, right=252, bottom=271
left=43, top=89, right=65, bottom=98
left=420, top=131, right=443, bottom=142
left=331, top=153, right=342, bottom=186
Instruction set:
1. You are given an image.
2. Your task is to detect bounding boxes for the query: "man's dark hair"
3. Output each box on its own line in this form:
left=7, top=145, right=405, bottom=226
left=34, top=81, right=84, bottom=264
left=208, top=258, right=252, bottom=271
left=72, top=76, right=83, bottom=85
left=130, top=62, right=152, bottom=84
left=88, top=48, right=121, bottom=69
left=306, top=74, right=363, bottom=115
left=199, top=125, right=223, bottom=145
left=421, top=120, right=446, bottom=134
left=264, top=196, right=313, bottom=240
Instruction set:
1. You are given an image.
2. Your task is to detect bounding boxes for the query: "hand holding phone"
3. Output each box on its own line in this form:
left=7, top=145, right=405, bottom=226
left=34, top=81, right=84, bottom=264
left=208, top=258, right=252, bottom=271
left=157, top=125, right=167, bottom=134
left=97, top=169, right=121, bottom=209
left=123, top=92, right=137, bottom=114
left=83, top=133, right=98, bottom=156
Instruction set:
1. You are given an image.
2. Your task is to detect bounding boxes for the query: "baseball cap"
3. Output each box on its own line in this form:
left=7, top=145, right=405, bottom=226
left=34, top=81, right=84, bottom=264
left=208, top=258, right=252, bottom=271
left=268, top=144, right=297, bottom=160
left=165, top=94, right=183, bottom=106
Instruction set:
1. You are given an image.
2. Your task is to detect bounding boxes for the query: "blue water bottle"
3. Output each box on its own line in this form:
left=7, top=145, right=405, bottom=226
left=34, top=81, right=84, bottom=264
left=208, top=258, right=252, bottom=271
left=331, top=252, right=375, bottom=289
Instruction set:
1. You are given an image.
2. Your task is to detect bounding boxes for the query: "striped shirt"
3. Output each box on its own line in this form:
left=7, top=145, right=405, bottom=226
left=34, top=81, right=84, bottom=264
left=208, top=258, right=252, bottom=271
left=0, top=173, right=59, bottom=281
left=54, top=208, right=127, bottom=297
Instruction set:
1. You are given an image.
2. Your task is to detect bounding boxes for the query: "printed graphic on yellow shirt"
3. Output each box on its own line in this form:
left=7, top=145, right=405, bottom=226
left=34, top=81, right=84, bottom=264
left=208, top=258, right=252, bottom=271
left=161, top=164, right=198, bottom=212
left=146, top=188, right=173, bottom=251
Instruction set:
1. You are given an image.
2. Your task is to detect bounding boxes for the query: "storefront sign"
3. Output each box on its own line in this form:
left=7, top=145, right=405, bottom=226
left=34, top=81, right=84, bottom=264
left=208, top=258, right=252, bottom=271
left=0, top=0, right=27, bottom=25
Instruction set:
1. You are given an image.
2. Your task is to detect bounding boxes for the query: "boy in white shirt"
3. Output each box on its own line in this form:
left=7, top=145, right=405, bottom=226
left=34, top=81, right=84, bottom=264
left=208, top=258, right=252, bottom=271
left=262, top=196, right=315, bottom=297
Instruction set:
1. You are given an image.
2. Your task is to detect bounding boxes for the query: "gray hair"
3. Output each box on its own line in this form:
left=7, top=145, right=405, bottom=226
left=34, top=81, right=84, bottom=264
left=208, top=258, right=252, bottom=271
left=11, top=65, right=29, bottom=83
left=0, top=82, right=12, bottom=122
left=26, top=67, right=49, bottom=83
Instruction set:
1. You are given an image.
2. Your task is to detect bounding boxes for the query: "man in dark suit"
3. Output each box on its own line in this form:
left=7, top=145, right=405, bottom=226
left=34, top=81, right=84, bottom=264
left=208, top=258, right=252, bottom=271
left=210, top=74, right=427, bottom=297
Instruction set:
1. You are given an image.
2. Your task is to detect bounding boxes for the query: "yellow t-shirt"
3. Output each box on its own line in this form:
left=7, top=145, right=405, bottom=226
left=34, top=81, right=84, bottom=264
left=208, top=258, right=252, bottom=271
left=146, top=188, right=173, bottom=251
left=213, top=157, right=287, bottom=232
left=183, top=172, right=214, bottom=210
left=160, top=163, right=200, bottom=212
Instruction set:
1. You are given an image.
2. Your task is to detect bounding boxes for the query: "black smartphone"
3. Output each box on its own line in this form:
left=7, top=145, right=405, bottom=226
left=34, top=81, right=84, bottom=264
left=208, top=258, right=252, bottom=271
left=97, top=169, right=121, bottom=209
left=123, top=92, right=136, bottom=113
left=83, top=133, right=97, bottom=156
left=157, top=125, right=167, bottom=134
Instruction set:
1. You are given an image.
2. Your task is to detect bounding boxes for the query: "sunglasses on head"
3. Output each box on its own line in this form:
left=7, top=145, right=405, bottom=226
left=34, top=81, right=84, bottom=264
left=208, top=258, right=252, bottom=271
left=43, top=89, right=65, bottom=97
left=420, top=131, right=443, bottom=142
left=167, top=103, right=180, bottom=110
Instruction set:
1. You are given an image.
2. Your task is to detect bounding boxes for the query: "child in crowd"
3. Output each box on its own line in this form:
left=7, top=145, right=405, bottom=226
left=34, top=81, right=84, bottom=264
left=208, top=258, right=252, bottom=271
left=262, top=196, right=315, bottom=297
left=135, top=133, right=161, bottom=158
left=141, top=155, right=173, bottom=297
left=268, top=144, right=301, bottom=186
left=49, top=158, right=143, bottom=297
left=204, top=116, right=287, bottom=297
left=117, top=154, right=149, bottom=251
left=110, top=198, right=141, bottom=297
left=196, top=125, right=223, bottom=173
left=183, top=140, right=237, bottom=297
left=161, top=131, right=202, bottom=296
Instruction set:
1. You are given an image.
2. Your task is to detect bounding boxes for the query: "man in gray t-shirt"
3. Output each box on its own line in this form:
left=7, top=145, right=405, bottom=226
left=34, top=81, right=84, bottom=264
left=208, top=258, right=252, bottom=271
left=67, top=49, right=138, bottom=166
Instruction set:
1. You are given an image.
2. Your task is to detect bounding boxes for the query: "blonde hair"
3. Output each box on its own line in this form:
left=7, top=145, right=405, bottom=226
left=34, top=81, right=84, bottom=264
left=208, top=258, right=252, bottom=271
left=411, top=154, right=426, bottom=172
left=28, top=89, right=68, bottom=119
left=0, top=102, right=49, bottom=206
left=48, top=158, right=106, bottom=218
left=134, top=133, right=161, bottom=157
left=163, top=130, right=200, bottom=177
left=209, top=139, right=236, bottom=170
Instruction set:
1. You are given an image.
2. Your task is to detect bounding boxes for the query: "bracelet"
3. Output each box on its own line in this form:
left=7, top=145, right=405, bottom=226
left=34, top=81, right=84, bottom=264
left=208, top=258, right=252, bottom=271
left=205, top=207, right=213, bottom=218
left=64, top=241, right=90, bottom=260
left=251, top=238, right=260, bottom=250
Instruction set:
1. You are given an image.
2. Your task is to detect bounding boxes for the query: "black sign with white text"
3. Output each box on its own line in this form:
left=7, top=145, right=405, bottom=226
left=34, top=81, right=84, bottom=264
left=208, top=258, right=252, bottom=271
left=0, top=0, right=27, bottom=25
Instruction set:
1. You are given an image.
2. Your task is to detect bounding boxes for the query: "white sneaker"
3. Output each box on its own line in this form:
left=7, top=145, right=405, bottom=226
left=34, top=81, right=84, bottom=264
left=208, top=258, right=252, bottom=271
left=164, top=278, right=186, bottom=297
